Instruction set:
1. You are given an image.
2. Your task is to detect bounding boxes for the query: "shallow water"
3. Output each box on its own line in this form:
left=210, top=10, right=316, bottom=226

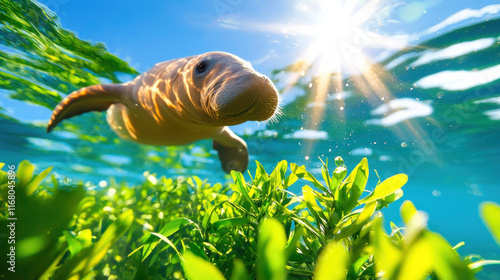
left=1, top=0, right=500, bottom=278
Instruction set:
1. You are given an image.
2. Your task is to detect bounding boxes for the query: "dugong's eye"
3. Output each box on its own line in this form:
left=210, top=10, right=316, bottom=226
left=195, top=61, right=208, bottom=74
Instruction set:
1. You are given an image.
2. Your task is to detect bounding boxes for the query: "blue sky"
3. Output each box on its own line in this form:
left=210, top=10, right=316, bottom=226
left=1, top=0, right=495, bottom=124
left=38, top=0, right=497, bottom=76
left=7, top=0, right=492, bottom=124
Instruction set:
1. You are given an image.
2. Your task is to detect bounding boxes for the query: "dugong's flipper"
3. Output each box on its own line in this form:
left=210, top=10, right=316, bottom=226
left=47, top=84, right=127, bottom=132
left=213, top=127, right=249, bottom=173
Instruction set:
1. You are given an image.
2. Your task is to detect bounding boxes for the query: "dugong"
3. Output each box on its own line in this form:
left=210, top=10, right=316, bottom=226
left=47, top=51, right=279, bottom=173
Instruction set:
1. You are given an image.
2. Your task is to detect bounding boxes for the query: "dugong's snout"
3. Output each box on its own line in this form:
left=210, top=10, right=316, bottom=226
left=245, top=75, right=279, bottom=121
left=213, top=73, right=279, bottom=123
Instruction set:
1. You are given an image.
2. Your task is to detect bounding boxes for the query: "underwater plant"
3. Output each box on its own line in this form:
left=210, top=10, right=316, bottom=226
left=0, top=157, right=499, bottom=279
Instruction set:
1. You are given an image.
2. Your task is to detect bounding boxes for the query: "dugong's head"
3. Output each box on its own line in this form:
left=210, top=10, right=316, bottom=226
left=187, top=51, right=279, bottom=126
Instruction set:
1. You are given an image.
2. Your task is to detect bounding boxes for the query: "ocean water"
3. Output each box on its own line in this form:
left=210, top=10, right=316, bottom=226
left=1, top=0, right=499, bottom=278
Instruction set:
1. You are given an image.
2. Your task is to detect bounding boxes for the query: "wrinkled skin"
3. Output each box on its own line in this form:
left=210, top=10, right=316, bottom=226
left=47, top=51, right=280, bottom=173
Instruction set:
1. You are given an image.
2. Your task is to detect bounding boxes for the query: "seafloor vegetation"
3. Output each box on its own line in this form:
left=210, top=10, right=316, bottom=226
left=0, top=158, right=498, bottom=279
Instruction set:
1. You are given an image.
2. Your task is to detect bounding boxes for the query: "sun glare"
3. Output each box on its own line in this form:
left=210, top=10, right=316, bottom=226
left=218, top=0, right=410, bottom=155
left=276, top=0, right=394, bottom=146
left=303, top=0, right=381, bottom=75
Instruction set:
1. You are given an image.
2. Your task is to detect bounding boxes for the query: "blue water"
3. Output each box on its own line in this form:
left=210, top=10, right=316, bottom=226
left=1, top=0, right=500, bottom=278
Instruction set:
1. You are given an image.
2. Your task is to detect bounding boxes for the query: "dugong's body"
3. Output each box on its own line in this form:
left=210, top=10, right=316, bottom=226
left=47, top=51, right=279, bottom=173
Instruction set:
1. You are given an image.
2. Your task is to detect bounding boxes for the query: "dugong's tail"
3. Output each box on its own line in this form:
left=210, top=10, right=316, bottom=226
left=47, top=84, right=127, bottom=133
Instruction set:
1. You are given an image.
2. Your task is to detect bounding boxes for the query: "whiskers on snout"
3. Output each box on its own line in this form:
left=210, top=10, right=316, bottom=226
left=264, top=104, right=283, bottom=125
left=256, top=92, right=282, bottom=125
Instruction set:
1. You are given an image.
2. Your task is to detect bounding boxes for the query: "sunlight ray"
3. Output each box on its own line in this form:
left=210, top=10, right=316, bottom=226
left=217, top=0, right=433, bottom=159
